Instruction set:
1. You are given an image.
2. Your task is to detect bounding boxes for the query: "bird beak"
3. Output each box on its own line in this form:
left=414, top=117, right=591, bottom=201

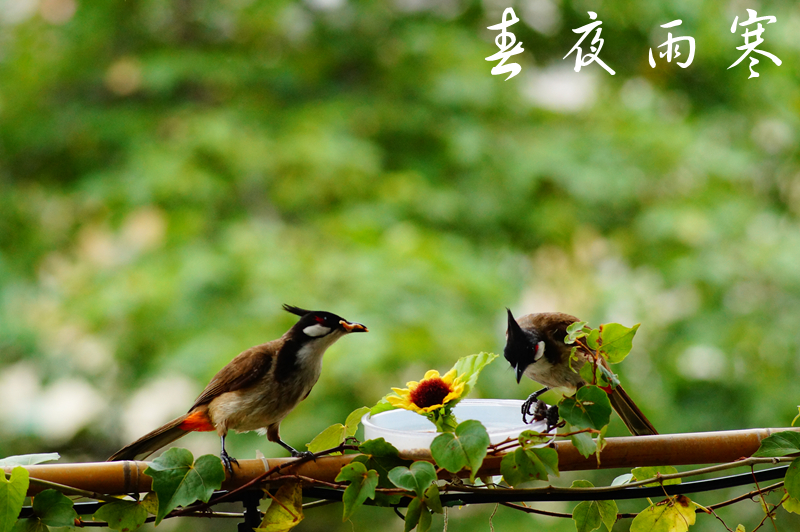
left=340, top=320, right=368, bottom=333
left=515, top=364, right=524, bottom=384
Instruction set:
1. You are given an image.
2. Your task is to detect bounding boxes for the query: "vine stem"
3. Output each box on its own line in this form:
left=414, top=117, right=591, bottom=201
left=750, top=466, right=780, bottom=532
left=444, top=456, right=793, bottom=496
left=169, top=442, right=357, bottom=518
left=23, top=475, right=120, bottom=504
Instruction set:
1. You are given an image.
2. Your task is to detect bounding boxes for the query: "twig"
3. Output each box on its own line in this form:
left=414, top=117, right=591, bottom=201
left=26, top=476, right=120, bottom=504
left=499, top=501, right=573, bottom=518
left=446, top=457, right=793, bottom=496
left=272, top=474, right=406, bottom=494
left=171, top=442, right=356, bottom=517
left=705, top=482, right=784, bottom=511
left=750, top=466, right=779, bottom=532
left=708, top=507, right=735, bottom=532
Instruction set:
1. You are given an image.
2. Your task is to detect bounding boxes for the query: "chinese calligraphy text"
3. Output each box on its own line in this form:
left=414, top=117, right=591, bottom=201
left=486, top=8, right=524, bottom=80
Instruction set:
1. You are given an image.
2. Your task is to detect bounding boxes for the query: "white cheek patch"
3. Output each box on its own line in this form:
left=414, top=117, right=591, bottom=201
left=534, top=340, right=546, bottom=361
left=303, top=324, right=331, bottom=337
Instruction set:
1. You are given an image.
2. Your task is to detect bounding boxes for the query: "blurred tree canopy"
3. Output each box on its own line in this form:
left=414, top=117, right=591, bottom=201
left=1, top=0, right=799, bottom=530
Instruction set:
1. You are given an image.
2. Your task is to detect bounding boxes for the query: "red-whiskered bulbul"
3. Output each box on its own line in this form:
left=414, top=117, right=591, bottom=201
left=503, top=309, right=657, bottom=435
left=108, top=304, right=368, bottom=473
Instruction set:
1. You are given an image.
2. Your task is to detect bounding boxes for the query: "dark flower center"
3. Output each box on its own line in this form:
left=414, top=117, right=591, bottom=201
left=410, top=378, right=451, bottom=408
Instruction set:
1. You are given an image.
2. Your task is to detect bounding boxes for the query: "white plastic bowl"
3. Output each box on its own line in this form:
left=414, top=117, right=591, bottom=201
left=361, top=399, right=547, bottom=451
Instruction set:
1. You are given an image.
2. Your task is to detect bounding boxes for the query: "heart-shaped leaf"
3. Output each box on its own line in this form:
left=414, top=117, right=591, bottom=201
left=93, top=500, right=148, bottom=532
left=785, top=458, right=800, bottom=501
left=388, top=461, right=437, bottom=497
left=144, top=448, right=225, bottom=524
left=630, top=495, right=697, bottom=532
left=500, top=447, right=559, bottom=486
left=559, top=386, right=612, bottom=430
left=430, top=420, right=489, bottom=482
left=631, top=466, right=680, bottom=487
left=25, top=489, right=77, bottom=528
left=571, top=480, right=617, bottom=532
left=256, top=482, right=303, bottom=532
left=1, top=467, right=29, bottom=532
left=753, top=431, right=800, bottom=457
left=335, top=462, right=378, bottom=520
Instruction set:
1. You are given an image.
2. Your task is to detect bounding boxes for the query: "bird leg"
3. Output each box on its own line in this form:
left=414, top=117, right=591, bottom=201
left=276, top=438, right=315, bottom=460
left=521, top=387, right=550, bottom=424
left=220, top=434, right=239, bottom=476
left=545, top=405, right=561, bottom=433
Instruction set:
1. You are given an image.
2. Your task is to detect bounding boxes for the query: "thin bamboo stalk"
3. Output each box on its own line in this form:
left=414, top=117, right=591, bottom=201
left=5, top=427, right=797, bottom=497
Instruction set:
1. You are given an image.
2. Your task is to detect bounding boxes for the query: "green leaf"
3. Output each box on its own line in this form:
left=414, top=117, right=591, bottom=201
left=30, top=490, right=77, bottom=527
left=0, top=455, right=59, bottom=468
left=93, top=500, right=148, bottom=532
left=565, top=321, right=589, bottom=343
left=570, top=431, right=597, bottom=458
left=572, top=501, right=602, bottom=532
left=354, top=439, right=407, bottom=486
left=144, top=448, right=225, bottom=525
left=598, top=323, right=639, bottom=364
left=782, top=490, right=800, bottom=514
left=255, top=482, right=303, bottom=532
left=10, top=520, right=47, bottom=532
left=570, top=483, right=617, bottom=532
left=417, top=500, right=432, bottom=532
left=369, top=396, right=396, bottom=416
left=452, top=352, right=498, bottom=396
left=141, top=492, right=158, bottom=515
left=308, top=407, right=370, bottom=454
left=785, top=458, right=800, bottom=500
left=630, top=496, right=697, bottom=532
left=596, top=365, right=619, bottom=388
left=559, top=386, right=612, bottom=430
left=579, top=361, right=596, bottom=385
left=518, top=430, right=552, bottom=448
left=423, top=484, right=442, bottom=514
left=611, top=473, right=633, bottom=486
left=430, top=420, right=489, bottom=482
left=306, top=424, right=347, bottom=454
left=388, top=461, right=437, bottom=497
left=352, top=439, right=407, bottom=506
left=335, top=462, right=378, bottom=521
left=597, top=499, right=618, bottom=531
left=404, top=497, right=422, bottom=532
left=344, top=407, right=370, bottom=438
left=632, top=466, right=681, bottom=487
left=500, top=447, right=559, bottom=486
left=1, top=467, right=29, bottom=532
left=586, top=329, right=600, bottom=350
left=753, top=431, right=800, bottom=457
left=5, top=490, right=76, bottom=532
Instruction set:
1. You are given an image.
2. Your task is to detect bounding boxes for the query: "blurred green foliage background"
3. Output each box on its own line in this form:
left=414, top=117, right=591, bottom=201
left=1, top=0, right=799, bottom=530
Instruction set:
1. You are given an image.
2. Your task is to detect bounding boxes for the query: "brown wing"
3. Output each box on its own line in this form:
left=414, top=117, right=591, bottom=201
left=189, top=339, right=279, bottom=410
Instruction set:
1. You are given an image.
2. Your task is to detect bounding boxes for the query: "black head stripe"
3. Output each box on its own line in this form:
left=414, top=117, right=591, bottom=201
left=283, top=304, right=312, bottom=317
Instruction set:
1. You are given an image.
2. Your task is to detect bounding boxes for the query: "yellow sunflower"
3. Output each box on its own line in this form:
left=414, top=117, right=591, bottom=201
left=387, top=368, right=466, bottom=414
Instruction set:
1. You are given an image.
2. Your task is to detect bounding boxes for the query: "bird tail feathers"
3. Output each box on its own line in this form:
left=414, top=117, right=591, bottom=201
left=108, top=414, right=192, bottom=462
left=608, top=385, right=658, bottom=436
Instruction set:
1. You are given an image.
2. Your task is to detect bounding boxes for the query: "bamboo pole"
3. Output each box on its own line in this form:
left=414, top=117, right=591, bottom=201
left=6, top=427, right=797, bottom=497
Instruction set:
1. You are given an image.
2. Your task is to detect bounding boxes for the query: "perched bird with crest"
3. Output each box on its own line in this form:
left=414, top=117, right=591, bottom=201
left=108, top=304, right=368, bottom=473
left=503, top=309, right=657, bottom=436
